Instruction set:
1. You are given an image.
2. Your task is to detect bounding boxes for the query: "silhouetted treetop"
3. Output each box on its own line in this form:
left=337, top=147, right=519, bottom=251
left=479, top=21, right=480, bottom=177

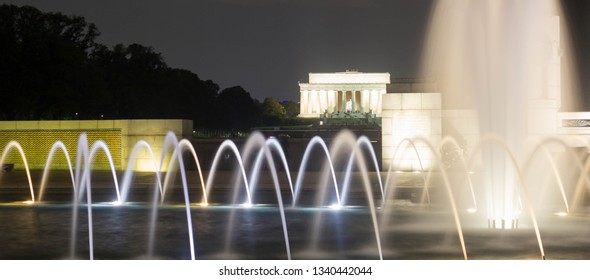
left=0, top=4, right=293, bottom=129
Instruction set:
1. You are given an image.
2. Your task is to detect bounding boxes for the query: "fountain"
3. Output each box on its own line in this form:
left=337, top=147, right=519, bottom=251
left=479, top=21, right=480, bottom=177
left=0, top=120, right=588, bottom=260
left=0, top=0, right=589, bottom=261
left=421, top=0, right=578, bottom=232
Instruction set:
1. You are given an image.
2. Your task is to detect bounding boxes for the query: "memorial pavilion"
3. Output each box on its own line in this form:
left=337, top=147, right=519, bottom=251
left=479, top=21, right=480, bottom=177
left=298, top=71, right=389, bottom=118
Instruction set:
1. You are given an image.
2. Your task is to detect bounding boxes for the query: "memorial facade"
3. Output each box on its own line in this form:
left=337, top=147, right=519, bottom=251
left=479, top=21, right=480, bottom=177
left=298, top=71, right=389, bottom=118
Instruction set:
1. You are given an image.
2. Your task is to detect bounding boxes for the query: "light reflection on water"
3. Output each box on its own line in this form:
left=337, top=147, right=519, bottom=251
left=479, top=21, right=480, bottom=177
left=0, top=203, right=590, bottom=260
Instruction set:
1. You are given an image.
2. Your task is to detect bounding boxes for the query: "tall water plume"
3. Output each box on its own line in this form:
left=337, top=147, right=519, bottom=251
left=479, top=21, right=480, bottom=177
left=420, top=0, right=578, bottom=228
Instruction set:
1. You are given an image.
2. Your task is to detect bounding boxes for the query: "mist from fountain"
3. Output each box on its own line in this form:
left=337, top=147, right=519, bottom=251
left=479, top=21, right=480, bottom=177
left=420, top=0, right=580, bottom=237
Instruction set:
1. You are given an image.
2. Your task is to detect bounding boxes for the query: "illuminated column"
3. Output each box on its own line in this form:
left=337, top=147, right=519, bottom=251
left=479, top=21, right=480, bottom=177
left=341, top=91, right=346, bottom=112
left=306, top=90, right=313, bottom=114
left=361, top=90, right=371, bottom=113
left=377, top=90, right=385, bottom=114
left=359, top=90, right=365, bottom=113
left=370, top=90, right=379, bottom=114
left=311, top=90, right=318, bottom=113
left=354, top=91, right=359, bottom=112
left=319, top=90, right=327, bottom=113
left=300, top=90, right=308, bottom=115
left=308, top=90, right=313, bottom=113
left=328, top=90, right=335, bottom=113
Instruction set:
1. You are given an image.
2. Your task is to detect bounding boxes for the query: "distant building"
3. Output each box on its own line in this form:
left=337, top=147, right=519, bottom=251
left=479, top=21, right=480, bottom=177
left=298, top=71, right=390, bottom=118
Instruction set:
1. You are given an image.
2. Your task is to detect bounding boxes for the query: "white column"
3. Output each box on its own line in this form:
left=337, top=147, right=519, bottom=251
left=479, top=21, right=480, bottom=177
left=300, top=90, right=308, bottom=115
left=319, top=90, right=327, bottom=113
left=361, top=90, right=369, bottom=113
left=309, top=90, right=314, bottom=114
left=370, top=90, right=379, bottom=113
left=328, top=90, right=335, bottom=113
left=377, top=90, right=385, bottom=114
left=363, top=90, right=369, bottom=113
left=340, top=91, right=346, bottom=112
left=311, top=90, right=318, bottom=114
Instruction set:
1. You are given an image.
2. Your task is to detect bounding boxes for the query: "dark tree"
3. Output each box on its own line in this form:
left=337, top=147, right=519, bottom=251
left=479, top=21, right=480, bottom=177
left=0, top=4, right=264, bottom=130
left=214, top=86, right=260, bottom=130
left=261, top=97, right=286, bottom=126
left=0, top=4, right=101, bottom=120
left=91, top=43, right=168, bottom=118
left=280, top=100, right=300, bottom=119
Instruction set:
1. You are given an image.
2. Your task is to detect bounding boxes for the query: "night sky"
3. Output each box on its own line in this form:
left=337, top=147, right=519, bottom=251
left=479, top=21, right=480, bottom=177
left=3, top=0, right=589, bottom=107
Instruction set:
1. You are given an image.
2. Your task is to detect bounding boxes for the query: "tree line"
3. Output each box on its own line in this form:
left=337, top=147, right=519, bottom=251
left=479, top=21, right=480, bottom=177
left=0, top=4, right=299, bottom=130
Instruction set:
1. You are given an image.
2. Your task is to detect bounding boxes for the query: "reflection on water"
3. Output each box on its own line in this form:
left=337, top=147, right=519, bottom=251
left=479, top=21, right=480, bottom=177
left=1, top=203, right=590, bottom=260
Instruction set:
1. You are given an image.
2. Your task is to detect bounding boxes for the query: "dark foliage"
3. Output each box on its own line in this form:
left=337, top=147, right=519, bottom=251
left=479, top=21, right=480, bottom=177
left=0, top=4, right=289, bottom=129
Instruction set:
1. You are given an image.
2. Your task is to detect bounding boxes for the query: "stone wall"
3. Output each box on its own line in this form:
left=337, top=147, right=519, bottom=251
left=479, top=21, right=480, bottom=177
left=381, top=93, right=442, bottom=171
left=0, top=119, right=192, bottom=171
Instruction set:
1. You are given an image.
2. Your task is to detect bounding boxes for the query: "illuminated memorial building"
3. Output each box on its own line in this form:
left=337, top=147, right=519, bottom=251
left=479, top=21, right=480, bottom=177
left=298, top=71, right=389, bottom=118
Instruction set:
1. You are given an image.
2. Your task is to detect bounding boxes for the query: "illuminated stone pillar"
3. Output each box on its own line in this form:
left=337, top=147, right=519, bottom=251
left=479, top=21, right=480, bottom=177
left=376, top=90, right=384, bottom=114
left=319, top=90, right=328, bottom=113
left=371, top=90, right=379, bottom=114
left=361, top=90, right=369, bottom=114
left=341, top=91, right=346, bottom=112
left=354, top=91, right=361, bottom=113
left=311, top=90, right=318, bottom=113
left=363, top=90, right=370, bottom=113
left=306, top=91, right=313, bottom=114
left=300, top=90, right=308, bottom=115
left=327, top=90, right=336, bottom=113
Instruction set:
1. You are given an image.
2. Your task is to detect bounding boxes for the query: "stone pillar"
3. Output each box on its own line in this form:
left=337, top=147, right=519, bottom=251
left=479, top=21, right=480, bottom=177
left=300, top=90, right=307, bottom=115
left=341, top=91, right=346, bottom=112
left=363, top=90, right=370, bottom=113
left=377, top=90, right=384, bottom=114
left=328, top=90, right=335, bottom=113
left=355, top=91, right=362, bottom=113
left=322, top=90, right=328, bottom=113
left=312, top=90, right=319, bottom=114
left=371, top=90, right=379, bottom=113
left=308, top=91, right=314, bottom=114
